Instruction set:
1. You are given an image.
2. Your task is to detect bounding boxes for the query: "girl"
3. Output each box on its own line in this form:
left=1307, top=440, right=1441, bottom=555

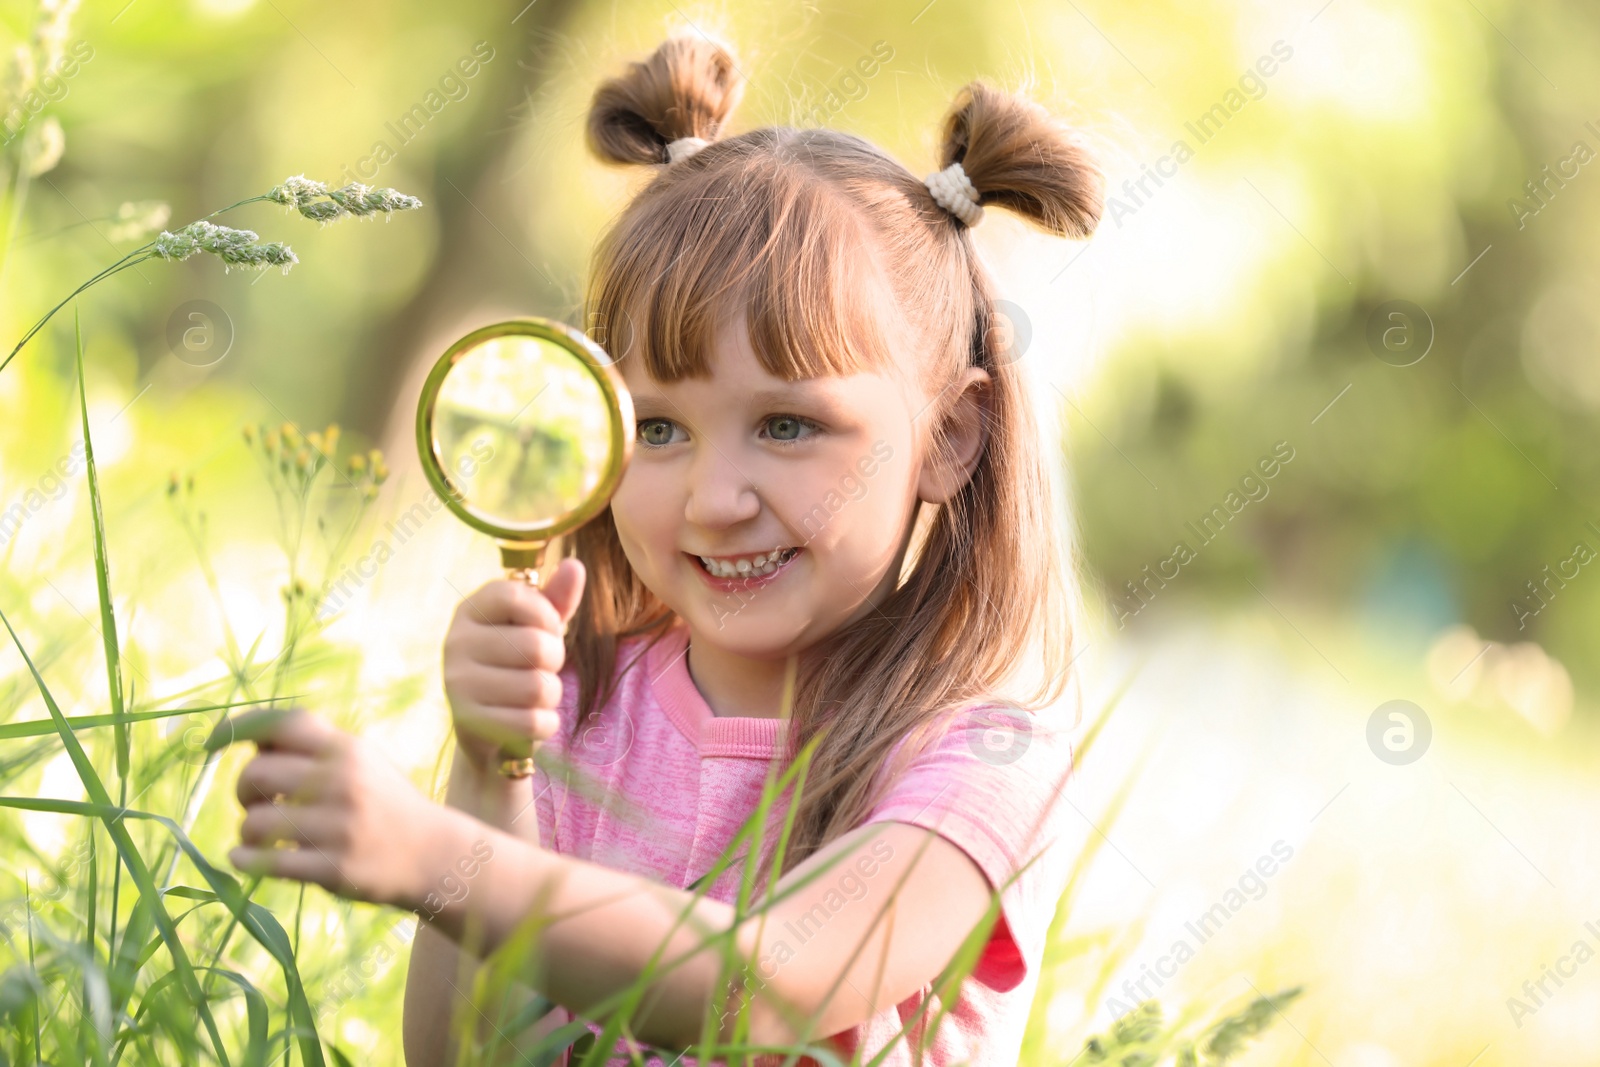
left=222, top=32, right=1103, bottom=1067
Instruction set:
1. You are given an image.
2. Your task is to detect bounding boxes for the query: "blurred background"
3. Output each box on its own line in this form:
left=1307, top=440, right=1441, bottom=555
left=1, top=0, right=1596, bottom=1063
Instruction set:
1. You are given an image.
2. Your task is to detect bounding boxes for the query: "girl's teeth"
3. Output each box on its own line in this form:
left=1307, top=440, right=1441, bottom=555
left=697, top=549, right=794, bottom=578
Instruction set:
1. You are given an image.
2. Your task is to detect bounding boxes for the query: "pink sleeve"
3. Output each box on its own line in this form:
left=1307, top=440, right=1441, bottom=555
left=859, top=704, right=1077, bottom=991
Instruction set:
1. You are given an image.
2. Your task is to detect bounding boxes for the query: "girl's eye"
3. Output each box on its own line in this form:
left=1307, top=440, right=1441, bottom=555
left=637, top=419, right=682, bottom=447
left=763, top=415, right=815, bottom=444
left=633, top=415, right=812, bottom=447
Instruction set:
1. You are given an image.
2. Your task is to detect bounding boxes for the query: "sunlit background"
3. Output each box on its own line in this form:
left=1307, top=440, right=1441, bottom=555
left=2, top=0, right=1597, bottom=1063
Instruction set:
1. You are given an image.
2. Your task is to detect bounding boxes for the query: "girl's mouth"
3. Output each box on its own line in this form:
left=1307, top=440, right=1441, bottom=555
left=688, top=547, right=801, bottom=590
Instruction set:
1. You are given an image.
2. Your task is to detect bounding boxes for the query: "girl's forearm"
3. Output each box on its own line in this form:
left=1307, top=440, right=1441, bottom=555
left=402, top=749, right=550, bottom=1065
left=403, top=925, right=473, bottom=1066
left=414, top=806, right=792, bottom=1053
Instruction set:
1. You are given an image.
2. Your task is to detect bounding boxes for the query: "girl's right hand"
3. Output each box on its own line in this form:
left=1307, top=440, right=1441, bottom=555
left=441, top=558, right=586, bottom=777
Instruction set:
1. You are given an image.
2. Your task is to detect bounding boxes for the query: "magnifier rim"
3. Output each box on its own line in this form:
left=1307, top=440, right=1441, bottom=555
left=414, top=317, right=634, bottom=545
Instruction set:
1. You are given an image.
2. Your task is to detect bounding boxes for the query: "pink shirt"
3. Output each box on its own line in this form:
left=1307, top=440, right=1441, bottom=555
left=530, top=621, right=1077, bottom=1066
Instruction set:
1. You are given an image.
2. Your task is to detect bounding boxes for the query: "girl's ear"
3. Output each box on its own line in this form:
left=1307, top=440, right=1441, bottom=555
left=917, top=367, right=993, bottom=505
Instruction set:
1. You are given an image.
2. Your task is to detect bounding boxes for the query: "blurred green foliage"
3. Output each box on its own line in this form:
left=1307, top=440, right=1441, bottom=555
left=1, top=0, right=1590, bottom=704
left=0, top=0, right=1596, bottom=1060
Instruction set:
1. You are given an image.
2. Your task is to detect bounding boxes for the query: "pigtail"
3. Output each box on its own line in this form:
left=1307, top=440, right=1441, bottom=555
left=586, top=34, right=746, bottom=166
left=935, top=81, right=1104, bottom=238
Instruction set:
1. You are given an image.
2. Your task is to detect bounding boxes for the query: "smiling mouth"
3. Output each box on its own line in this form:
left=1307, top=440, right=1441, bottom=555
left=691, top=547, right=800, bottom=579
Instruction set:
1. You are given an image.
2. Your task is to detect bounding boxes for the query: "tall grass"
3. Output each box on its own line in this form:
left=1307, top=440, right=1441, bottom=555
left=0, top=333, right=1302, bottom=1063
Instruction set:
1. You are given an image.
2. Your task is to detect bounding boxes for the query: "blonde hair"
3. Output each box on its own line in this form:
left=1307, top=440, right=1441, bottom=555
left=569, top=34, right=1104, bottom=879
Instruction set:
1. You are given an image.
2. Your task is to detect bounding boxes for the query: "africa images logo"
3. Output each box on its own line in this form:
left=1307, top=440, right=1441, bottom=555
left=966, top=705, right=1032, bottom=766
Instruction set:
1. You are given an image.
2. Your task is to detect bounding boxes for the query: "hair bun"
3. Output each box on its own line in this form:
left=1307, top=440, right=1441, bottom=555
left=587, top=34, right=746, bottom=167
left=935, top=81, right=1104, bottom=239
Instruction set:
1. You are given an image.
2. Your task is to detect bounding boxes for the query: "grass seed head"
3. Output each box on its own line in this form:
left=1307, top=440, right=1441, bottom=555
left=152, top=220, right=298, bottom=274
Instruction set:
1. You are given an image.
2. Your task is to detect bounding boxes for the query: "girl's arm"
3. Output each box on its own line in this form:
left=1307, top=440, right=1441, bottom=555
left=420, top=815, right=998, bottom=1049
left=401, top=568, right=582, bottom=1063
left=402, top=747, right=552, bottom=1066
left=225, top=709, right=999, bottom=1052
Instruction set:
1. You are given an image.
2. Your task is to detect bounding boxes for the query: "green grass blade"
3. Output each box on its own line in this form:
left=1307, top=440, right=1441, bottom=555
left=0, top=609, right=232, bottom=1067
left=84, top=820, right=100, bottom=1048
left=0, top=700, right=284, bottom=741
left=0, top=795, right=326, bottom=1067
left=74, top=306, right=130, bottom=783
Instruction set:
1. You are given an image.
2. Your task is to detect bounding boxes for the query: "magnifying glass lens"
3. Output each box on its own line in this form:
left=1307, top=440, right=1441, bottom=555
left=432, top=335, right=617, bottom=529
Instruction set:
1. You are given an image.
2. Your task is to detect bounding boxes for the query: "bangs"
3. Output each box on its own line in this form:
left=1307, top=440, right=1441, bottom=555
left=586, top=131, right=903, bottom=382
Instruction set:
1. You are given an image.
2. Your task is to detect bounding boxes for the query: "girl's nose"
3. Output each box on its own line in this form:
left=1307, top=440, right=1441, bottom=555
left=684, top=447, right=760, bottom=529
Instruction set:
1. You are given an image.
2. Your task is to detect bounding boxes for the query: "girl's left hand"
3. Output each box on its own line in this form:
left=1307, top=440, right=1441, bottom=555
left=218, top=706, right=458, bottom=910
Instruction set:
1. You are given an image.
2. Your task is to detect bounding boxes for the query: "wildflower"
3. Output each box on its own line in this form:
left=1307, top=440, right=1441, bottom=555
left=322, top=424, right=340, bottom=453
left=347, top=454, right=366, bottom=475
left=241, top=424, right=255, bottom=445
left=306, top=431, right=324, bottom=453
left=167, top=471, right=180, bottom=496
left=263, top=427, right=278, bottom=456
left=281, top=423, right=300, bottom=449
left=295, top=447, right=311, bottom=472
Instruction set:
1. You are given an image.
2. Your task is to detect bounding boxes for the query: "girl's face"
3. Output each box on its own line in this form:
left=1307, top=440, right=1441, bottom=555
left=609, top=315, right=930, bottom=661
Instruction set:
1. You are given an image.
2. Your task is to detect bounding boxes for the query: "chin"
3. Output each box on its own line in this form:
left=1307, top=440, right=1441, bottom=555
left=683, top=607, right=813, bottom=660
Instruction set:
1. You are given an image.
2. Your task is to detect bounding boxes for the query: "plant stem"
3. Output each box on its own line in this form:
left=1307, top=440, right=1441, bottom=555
left=1, top=191, right=275, bottom=377
left=0, top=253, right=151, bottom=375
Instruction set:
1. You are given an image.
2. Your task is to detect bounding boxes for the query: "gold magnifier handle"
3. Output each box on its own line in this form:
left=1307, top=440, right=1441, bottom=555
left=497, top=539, right=548, bottom=779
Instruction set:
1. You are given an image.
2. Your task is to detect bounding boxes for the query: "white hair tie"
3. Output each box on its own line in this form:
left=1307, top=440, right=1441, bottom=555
left=924, top=161, right=984, bottom=227
left=665, top=136, right=711, bottom=164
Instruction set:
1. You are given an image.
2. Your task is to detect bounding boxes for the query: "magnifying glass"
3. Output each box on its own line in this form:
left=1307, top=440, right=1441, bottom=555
left=415, top=318, right=633, bottom=779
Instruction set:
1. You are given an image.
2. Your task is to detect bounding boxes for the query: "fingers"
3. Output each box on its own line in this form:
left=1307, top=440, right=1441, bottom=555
left=451, top=665, right=562, bottom=709
left=453, top=706, right=562, bottom=753
left=228, top=844, right=340, bottom=891
left=204, top=705, right=293, bottom=753
left=458, top=578, right=566, bottom=633
left=237, top=800, right=348, bottom=850
left=207, top=706, right=344, bottom=757
left=236, top=751, right=318, bottom=806
left=453, top=621, right=565, bottom=672
left=540, top=559, right=586, bottom=625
